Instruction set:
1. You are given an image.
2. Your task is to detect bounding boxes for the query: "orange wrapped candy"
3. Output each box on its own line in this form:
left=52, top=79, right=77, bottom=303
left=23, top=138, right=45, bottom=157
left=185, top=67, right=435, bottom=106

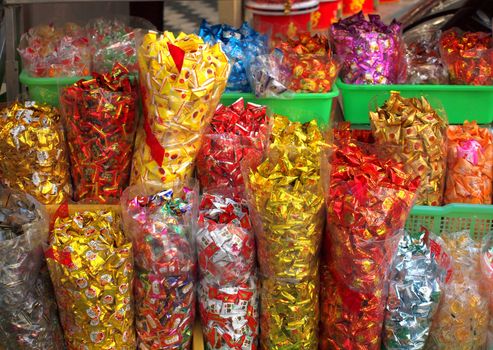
left=444, top=121, right=493, bottom=204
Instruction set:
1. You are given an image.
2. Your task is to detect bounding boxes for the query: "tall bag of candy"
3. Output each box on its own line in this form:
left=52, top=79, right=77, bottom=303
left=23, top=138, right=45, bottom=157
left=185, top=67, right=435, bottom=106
left=131, top=31, right=230, bottom=190
left=0, top=188, right=64, bottom=349
left=45, top=209, right=136, bottom=349
left=196, top=192, right=259, bottom=349
left=60, top=63, right=138, bottom=203
left=480, top=233, right=493, bottom=349
left=245, top=115, right=328, bottom=349
left=320, top=128, right=420, bottom=350
left=0, top=101, right=72, bottom=204
left=121, top=184, right=197, bottom=349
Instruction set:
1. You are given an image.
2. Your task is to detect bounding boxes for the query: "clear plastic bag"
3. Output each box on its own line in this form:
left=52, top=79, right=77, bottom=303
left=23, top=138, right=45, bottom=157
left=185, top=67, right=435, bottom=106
left=247, top=50, right=292, bottom=98
left=0, top=188, right=64, bottom=349
left=480, top=234, right=493, bottom=349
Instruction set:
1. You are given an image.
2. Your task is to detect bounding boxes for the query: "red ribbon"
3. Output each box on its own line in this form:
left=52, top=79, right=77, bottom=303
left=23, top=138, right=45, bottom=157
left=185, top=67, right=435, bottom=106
left=144, top=117, right=165, bottom=166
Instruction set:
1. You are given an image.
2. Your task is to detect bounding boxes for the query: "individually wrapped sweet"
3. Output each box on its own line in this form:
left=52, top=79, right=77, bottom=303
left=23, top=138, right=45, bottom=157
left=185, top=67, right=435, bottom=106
left=0, top=188, right=64, bottom=349
left=121, top=185, right=196, bottom=349
left=439, top=28, right=493, bottom=85
left=17, top=23, right=91, bottom=77
left=197, top=193, right=258, bottom=349
left=200, top=20, right=268, bottom=92
left=277, top=33, right=340, bottom=92
left=246, top=115, right=327, bottom=349
left=45, top=209, right=136, bottom=349
left=426, top=231, right=489, bottom=350
left=320, top=129, right=420, bottom=350
left=87, top=17, right=156, bottom=74
left=248, top=50, right=292, bottom=98
left=444, top=121, right=493, bottom=204
left=0, top=101, right=72, bottom=204
left=370, top=91, right=448, bottom=206
left=330, top=12, right=406, bottom=84
left=60, top=63, right=138, bottom=203
left=197, top=98, right=270, bottom=194
left=383, top=229, right=451, bottom=350
left=131, top=31, right=230, bottom=189
left=480, top=234, right=493, bottom=349
left=404, top=29, right=449, bottom=84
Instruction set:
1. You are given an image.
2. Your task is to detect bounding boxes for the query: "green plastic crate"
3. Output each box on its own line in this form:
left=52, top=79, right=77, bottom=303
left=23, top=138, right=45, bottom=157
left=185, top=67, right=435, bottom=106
left=220, top=86, right=339, bottom=126
left=407, top=204, right=493, bottom=240
left=337, top=78, right=493, bottom=125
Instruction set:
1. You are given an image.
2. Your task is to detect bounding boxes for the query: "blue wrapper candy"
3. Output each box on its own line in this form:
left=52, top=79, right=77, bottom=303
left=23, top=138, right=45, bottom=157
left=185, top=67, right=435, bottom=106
left=199, top=20, right=268, bottom=92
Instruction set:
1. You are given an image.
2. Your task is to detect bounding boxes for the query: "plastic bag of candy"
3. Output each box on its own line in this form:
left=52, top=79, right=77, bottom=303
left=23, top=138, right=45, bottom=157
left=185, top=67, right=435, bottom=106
left=60, top=63, right=138, bottom=203
left=330, top=12, right=406, bottom=84
left=0, top=188, right=64, bottom=349
left=17, top=23, right=91, bottom=77
left=248, top=50, right=293, bottom=97
left=200, top=20, right=268, bottom=92
left=87, top=16, right=155, bottom=74
left=196, top=193, right=258, bottom=349
left=0, top=101, right=72, bottom=204
left=444, top=121, right=493, bottom=204
left=45, top=209, right=136, bottom=349
left=121, top=184, right=196, bottom=350
left=439, top=28, right=493, bottom=85
left=480, top=234, right=493, bottom=349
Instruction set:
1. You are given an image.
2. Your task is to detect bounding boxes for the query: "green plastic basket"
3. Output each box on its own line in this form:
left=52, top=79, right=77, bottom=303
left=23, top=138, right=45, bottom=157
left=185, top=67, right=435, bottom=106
left=337, top=78, right=493, bottom=125
left=19, top=70, right=90, bottom=107
left=220, top=86, right=339, bottom=126
left=407, top=204, right=493, bottom=240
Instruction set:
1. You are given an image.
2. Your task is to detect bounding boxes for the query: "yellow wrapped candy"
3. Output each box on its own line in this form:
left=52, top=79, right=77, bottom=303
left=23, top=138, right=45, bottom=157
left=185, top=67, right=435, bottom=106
left=132, top=31, right=230, bottom=189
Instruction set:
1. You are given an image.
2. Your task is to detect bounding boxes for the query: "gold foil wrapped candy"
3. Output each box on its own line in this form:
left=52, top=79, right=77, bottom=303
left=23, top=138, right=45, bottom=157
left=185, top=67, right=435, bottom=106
left=45, top=210, right=136, bottom=350
left=247, top=115, right=326, bottom=350
left=0, top=101, right=71, bottom=204
left=131, top=31, right=230, bottom=189
left=369, top=92, right=448, bottom=205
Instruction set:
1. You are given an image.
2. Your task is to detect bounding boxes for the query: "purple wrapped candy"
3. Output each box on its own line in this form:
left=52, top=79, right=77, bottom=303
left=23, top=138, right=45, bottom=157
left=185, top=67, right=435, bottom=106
left=330, top=11, right=406, bottom=84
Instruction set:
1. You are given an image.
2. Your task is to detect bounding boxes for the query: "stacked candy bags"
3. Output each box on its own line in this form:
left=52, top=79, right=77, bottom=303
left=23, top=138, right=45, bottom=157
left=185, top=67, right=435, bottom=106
left=46, top=210, right=136, bottom=349
left=197, top=193, right=258, bottom=349
left=200, top=21, right=268, bottom=92
left=131, top=31, right=230, bottom=190
left=121, top=186, right=196, bottom=349
left=197, top=98, right=270, bottom=195
left=320, top=129, right=419, bottom=350
left=370, top=92, right=448, bottom=206
left=60, top=64, right=138, bottom=203
left=444, top=121, right=493, bottom=204
left=17, top=23, right=91, bottom=77
left=246, top=115, right=327, bottom=349
left=331, top=12, right=406, bottom=84
left=0, top=189, right=64, bottom=349
left=0, top=101, right=72, bottom=204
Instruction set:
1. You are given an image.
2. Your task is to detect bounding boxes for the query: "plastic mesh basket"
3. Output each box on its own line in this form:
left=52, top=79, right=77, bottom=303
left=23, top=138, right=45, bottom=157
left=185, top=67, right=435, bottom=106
left=406, top=204, right=493, bottom=240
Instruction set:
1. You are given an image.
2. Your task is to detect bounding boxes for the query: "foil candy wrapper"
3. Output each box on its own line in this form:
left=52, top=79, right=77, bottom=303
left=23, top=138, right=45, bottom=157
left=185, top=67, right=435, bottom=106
left=46, top=210, right=136, bottom=349
left=248, top=51, right=292, bottom=98
left=200, top=20, right=268, bottom=92
left=370, top=91, right=448, bottom=206
left=131, top=31, right=230, bottom=190
left=383, top=230, right=450, bottom=350
left=247, top=115, right=326, bottom=349
left=121, top=187, right=195, bottom=349
left=0, top=101, right=72, bottom=204
left=0, top=189, right=64, bottom=349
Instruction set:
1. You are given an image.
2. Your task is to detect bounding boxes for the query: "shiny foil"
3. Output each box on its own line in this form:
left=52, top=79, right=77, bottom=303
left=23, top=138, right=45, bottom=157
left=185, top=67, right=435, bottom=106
left=248, top=51, right=291, bottom=98
left=383, top=230, right=449, bottom=350
left=426, top=231, right=489, bottom=350
left=444, top=121, right=493, bottom=204
left=0, top=101, right=72, bottom=204
left=369, top=91, right=448, bottom=206
left=0, top=189, right=64, bottom=349
left=247, top=115, right=326, bottom=349
left=197, top=98, right=269, bottom=195
left=121, top=187, right=195, bottom=349
left=330, top=12, right=406, bottom=84
left=131, top=31, right=230, bottom=190
left=60, top=63, right=138, bottom=203
left=45, top=210, right=136, bottom=349
left=197, top=193, right=258, bottom=349
left=321, top=131, right=419, bottom=350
